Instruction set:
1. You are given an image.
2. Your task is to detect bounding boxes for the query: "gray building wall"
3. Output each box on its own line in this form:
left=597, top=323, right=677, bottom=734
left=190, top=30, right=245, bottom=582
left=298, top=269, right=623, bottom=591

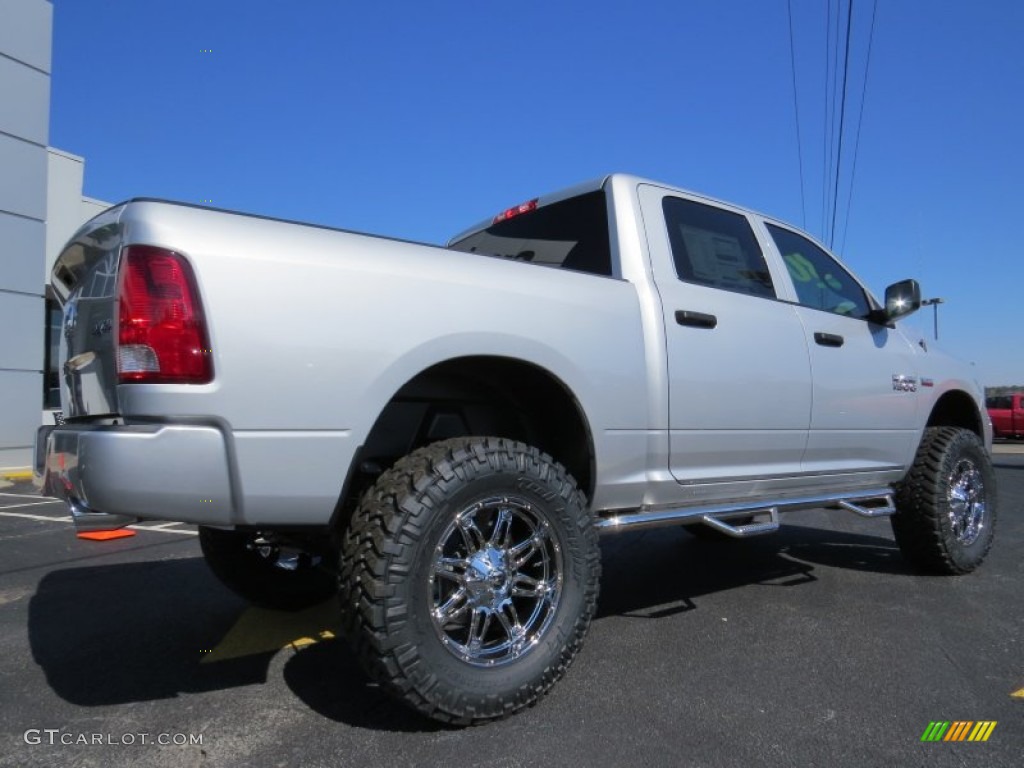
left=0, top=0, right=52, bottom=470
left=46, top=148, right=109, bottom=274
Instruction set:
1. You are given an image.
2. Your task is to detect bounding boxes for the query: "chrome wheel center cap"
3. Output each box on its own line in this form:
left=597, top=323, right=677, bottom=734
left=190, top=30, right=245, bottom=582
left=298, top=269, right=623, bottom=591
left=465, top=548, right=510, bottom=607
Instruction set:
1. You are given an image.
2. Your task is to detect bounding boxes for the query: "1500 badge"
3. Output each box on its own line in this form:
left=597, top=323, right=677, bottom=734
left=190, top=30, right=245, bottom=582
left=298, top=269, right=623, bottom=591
left=893, top=374, right=918, bottom=392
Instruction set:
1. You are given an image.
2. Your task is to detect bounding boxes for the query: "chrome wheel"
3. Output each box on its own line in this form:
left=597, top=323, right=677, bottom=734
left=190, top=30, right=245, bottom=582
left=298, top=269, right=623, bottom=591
left=947, top=459, right=986, bottom=546
left=429, top=496, right=563, bottom=667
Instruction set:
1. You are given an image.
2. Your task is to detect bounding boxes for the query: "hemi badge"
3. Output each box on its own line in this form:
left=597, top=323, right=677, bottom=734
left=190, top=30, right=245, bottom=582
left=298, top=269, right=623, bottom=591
left=921, top=378, right=934, bottom=388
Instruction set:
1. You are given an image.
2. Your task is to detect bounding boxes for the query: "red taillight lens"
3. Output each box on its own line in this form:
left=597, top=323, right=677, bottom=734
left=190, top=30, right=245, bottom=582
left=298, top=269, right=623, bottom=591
left=117, top=245, right=212, bottom=384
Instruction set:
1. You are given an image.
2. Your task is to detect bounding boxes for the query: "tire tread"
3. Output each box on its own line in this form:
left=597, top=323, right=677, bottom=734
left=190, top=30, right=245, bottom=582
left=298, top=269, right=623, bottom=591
left=891, top=426, right=996, bottom=575
left=338, top=436, right=600, bottom=725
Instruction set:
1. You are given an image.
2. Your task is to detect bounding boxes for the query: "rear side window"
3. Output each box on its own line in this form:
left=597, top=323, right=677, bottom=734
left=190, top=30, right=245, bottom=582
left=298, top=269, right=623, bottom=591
left=449, top=190, right=612, bottom=277
left=662, top=197, right=775, bottom=298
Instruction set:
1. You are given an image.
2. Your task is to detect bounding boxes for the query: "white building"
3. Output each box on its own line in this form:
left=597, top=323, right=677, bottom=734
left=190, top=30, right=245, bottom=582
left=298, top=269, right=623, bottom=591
left=1, top=1, right=108, bottom=471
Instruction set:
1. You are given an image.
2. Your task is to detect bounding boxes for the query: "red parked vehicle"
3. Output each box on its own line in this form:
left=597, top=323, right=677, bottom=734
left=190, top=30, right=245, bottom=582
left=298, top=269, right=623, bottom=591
left=987, top=393, right=1024, bottom=439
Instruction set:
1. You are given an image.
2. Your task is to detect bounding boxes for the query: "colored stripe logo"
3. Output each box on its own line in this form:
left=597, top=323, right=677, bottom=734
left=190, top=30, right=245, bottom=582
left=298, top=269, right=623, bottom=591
left=920, top=721, right=997, bottom=742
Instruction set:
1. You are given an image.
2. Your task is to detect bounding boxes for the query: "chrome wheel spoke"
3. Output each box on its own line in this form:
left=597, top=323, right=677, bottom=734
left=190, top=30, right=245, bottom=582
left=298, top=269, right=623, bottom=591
left=457, top=514, right=487, bottom=551
left=489, top=507, right=513, bottom=548
left=434, top=557, right=469, bottom=583
left=466, top=608, right=491, bottom=651
left=430, top=495, right=563, bottom=667
left=434, top=587, right=469, bottom=624
left=509, top=526, right=548, bottom=568
left=495, top=603, right=525, bottom=647
left=511, top=573, right=554, bottom=600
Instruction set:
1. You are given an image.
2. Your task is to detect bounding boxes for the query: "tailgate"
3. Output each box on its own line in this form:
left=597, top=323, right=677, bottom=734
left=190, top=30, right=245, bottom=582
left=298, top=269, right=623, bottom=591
left=51, top=205, right=126, bottom=419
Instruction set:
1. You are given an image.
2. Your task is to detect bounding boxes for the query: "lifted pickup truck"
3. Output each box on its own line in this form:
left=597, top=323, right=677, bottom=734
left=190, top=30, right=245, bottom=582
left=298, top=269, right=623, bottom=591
left=987, top=393, right=1024, bottom=439
left=37, top=174, right=996, bottom=724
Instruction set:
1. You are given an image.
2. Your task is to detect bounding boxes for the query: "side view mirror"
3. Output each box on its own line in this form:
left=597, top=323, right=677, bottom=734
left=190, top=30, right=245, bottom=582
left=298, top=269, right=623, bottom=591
left=870, top=279, right=921, bottom=324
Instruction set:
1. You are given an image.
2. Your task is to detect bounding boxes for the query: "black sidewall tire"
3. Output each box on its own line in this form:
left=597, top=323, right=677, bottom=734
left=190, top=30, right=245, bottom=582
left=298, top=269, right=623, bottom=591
left=340, top=437, right=600, bottom=724
left=892, top=427, right=997, bottom=575
left=404, top=471, right=591, bottom=706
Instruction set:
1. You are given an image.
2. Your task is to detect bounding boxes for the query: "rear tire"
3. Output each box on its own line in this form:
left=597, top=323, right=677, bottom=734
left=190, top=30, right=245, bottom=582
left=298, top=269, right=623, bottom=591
left=198, top=527, right=338, bottom=610
left=891, top=427, right=996, bottom=575
left=339, top=437, right=600, bottom=724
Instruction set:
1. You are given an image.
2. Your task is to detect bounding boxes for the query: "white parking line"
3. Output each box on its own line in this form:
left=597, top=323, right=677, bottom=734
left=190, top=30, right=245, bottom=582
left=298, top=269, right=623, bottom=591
left=0, top=492, right=58, bottom=500
left=128, top=524, right=198, bottom=537
left=0, top=510, right=73, bottom=523
left=0, top=501, right=64, bottom=511
left=0, top=508, right=197, bottom=536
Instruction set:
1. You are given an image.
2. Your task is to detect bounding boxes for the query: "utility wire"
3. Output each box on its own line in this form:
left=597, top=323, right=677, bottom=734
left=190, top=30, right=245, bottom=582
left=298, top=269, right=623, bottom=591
left=820, top=0, right=833, bottom=239
left=786, top=0, right=807, bottom=229
left=828, top=0, right=855, bottom=249
left=825, top=0, right=843, bottom=244
left=839, top=0, right=878, bottom=255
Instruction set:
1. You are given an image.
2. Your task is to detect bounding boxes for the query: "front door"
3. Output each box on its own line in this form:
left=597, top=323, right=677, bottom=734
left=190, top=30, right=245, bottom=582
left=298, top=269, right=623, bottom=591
left=762, top=222, right=921, bottom=473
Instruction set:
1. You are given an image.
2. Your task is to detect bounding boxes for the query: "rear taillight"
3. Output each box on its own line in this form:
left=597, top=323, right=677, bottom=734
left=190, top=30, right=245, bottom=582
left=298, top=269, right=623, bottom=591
left=116, top=245, right=212, bottom=384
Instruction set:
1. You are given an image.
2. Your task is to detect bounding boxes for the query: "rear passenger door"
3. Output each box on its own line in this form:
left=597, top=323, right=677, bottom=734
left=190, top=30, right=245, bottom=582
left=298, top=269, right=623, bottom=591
left=761, top=222, right=921, bottom=474
left=638, top=185, right=812, bottom=486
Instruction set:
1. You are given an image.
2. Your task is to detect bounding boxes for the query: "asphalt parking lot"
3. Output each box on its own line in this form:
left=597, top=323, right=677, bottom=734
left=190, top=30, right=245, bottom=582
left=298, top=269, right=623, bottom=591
left=0, top=451, right=1021, bottom=768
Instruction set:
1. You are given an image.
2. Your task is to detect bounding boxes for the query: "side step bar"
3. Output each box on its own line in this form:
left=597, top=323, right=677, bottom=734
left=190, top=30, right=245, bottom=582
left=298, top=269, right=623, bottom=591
left=700, top=507, right=780, bottom=538
left=596, top=488, right=896, bottom=537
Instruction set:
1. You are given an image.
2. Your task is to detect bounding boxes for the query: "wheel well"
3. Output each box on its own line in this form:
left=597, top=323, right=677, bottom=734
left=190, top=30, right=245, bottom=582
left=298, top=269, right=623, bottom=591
left=335, top=357, right=595, bottom=527
left=926, top=390, right=983, bottom=437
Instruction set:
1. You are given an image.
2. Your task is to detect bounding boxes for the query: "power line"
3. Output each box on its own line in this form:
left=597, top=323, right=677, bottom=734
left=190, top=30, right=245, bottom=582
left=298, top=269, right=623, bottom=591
left=829, top=0, right=844, bottom=241
left=839, top=0, right=878, bottom=255
left=786, top=0, right=807, bottom=229
left=820, top=0, right=833, bottom=239
left=828, top=0, right=855, bottom=249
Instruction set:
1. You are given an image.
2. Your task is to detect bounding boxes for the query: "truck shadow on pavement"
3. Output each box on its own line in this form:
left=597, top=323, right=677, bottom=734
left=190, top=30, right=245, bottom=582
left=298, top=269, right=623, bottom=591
left=28, top=558, right=279, bottom=703
left=26, top=557, right=449, bottom=732
left=28, top=525, right=907, bottom=732
left=596, top=524, right=909, bottom=619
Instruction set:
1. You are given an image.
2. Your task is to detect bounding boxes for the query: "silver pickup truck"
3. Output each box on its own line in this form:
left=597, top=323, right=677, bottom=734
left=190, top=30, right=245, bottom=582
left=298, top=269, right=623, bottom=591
left=37, top=174, right=995, bottom=724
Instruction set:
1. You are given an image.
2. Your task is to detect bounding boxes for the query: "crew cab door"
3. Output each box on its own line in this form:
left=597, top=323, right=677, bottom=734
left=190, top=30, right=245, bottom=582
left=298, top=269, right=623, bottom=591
left=638, top=185, right=812, bottom=485
left=760, top=222, right=921, bottom=473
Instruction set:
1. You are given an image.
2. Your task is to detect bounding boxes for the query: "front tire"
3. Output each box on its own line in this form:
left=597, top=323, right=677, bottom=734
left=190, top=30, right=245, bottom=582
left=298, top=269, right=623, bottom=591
left=339, top=437, right=600, bottom=724
left=891, top=427, right=996, bottom=575
left=198, top=527, right=339, bottom=610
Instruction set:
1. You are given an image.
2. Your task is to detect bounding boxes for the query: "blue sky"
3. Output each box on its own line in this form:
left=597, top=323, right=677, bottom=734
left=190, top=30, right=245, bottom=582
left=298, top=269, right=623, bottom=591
left=50, top=1, right=1023, bottom=385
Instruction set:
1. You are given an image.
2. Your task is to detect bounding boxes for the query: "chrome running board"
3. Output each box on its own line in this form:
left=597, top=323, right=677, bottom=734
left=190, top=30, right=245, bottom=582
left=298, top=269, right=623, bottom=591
left=596, top=488, right=896, bottom=536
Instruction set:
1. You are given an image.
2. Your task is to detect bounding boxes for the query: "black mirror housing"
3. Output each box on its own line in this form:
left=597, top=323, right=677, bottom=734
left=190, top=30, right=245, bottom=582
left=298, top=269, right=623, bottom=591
left=880, top=279, right=921, bottom=323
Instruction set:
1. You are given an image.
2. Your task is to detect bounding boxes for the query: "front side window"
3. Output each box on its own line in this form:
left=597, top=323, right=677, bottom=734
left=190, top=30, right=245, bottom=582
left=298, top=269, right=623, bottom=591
left=662, top=197, right=775, bottom=298
left=766, top=224, right=871, bottom=318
